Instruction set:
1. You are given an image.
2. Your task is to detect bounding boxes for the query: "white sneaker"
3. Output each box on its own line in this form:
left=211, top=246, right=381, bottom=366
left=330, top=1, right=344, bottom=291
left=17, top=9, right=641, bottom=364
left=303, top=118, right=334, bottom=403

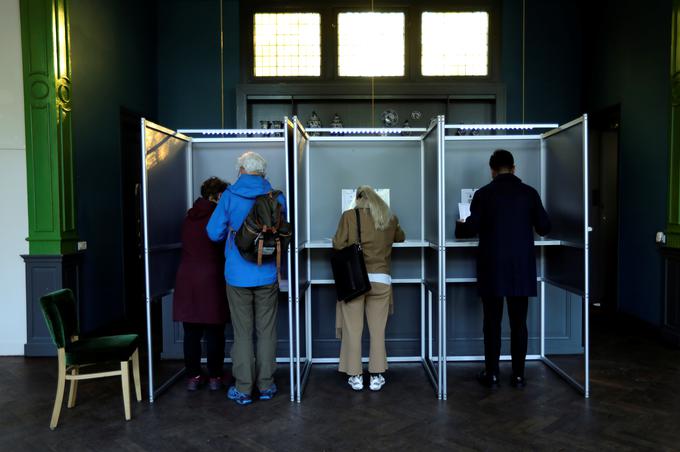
left=369, top=374, right=385, bottom=391
left=348, top=374, right=363, bottom=391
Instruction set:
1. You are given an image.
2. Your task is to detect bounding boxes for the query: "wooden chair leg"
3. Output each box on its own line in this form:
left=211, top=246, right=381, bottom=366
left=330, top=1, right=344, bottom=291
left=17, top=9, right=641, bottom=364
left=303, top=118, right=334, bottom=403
left=67, top=366, right=79, bottom=408
left=50, top=349, right=67, bottom=430
left=120, top=361, right=131, bottom=421
left=131, top=349, right=142, bottom=402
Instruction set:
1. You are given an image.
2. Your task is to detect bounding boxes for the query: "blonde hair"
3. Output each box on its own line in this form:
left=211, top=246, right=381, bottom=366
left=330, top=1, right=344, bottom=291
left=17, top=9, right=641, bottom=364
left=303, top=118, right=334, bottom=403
left=355, top=185, right=392, bottom=231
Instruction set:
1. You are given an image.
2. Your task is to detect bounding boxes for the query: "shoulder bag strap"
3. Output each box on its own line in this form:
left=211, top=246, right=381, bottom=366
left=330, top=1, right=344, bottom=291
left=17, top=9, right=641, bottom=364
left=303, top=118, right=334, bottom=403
left=354, top=208, right=362, bottom=250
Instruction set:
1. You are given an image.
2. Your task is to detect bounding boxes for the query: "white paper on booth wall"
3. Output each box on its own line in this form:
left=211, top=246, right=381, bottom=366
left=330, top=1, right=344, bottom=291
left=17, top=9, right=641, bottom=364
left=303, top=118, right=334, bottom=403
left=342, top=188, right=390, bottom=212
left=461, top=188, right=477, bottom=204
left=458, top=203, right=471, bottom=221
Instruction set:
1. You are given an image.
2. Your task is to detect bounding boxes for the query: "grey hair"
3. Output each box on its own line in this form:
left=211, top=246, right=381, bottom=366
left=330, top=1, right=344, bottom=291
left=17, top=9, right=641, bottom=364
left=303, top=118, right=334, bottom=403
left=354, top=185, right=392, bottom=231
left=236, top=151, right=267, bottom=175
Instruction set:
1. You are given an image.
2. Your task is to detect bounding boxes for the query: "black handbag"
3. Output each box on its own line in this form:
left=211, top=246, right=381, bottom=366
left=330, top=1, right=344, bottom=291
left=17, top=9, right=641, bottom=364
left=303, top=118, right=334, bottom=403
left=330, top=209, right=372, bottom=302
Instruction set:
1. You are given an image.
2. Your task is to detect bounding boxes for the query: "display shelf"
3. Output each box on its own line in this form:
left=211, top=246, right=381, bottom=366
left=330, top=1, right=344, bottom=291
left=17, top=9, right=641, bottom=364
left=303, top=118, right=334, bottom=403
left=444, top=238, right=563, bottom=248
left=303, top=239, right=430, bottom=249
left=310, top=278, right=422, bottom=285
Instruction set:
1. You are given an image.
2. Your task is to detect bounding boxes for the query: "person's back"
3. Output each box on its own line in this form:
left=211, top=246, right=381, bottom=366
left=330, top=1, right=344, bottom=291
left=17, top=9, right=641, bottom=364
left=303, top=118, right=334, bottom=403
left=467, top=173, right=550, bottom=297
left=173, top=177, right=229, bottom=392
left=455, top=149, right=550, bottom=389
left=207, top=173, right=286, bottom=287
left=206, top=151, right=285, bottom=405
left=332, top=186, right=405, bottom=392
left=333, top=208, right=405, bottom=274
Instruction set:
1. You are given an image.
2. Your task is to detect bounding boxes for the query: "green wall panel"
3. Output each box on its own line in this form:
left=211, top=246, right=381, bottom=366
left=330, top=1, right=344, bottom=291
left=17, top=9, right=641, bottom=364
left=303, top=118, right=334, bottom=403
left=20, top=0, right=78, bottom=255
left=669, top=0, right=680, bottom=248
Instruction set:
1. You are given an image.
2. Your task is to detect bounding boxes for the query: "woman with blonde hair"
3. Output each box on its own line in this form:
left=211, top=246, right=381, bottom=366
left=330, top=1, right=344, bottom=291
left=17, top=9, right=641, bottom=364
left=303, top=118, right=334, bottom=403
left=332, top=186, right=405, bottom=391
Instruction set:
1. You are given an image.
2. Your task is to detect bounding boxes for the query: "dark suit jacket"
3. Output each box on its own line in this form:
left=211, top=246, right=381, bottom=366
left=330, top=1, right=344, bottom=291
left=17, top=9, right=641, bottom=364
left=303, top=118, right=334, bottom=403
left=455, top=173, right=551, bottom=297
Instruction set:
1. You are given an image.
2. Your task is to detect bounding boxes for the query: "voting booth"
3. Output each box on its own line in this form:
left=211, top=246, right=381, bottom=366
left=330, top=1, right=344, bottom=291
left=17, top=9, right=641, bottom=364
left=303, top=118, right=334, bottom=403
left=291, top=117, right=445, bottom=401
left=139, top=114, right=590, bottom=403
left=140, top=119, right=296, bottom=402
left=442, top=116, right=590, bottom=398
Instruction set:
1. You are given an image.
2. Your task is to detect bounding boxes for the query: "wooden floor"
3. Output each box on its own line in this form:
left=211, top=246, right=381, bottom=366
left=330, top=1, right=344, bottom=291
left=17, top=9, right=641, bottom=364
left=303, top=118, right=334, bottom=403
left=1, top=313, right=679, bottom=451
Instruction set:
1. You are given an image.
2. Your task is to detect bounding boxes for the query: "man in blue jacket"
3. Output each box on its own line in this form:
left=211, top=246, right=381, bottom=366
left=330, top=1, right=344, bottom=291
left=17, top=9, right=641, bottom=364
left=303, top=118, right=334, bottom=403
left=207, top=151, right=286, bottom=405
left=456, top=149, right=551, bottom=389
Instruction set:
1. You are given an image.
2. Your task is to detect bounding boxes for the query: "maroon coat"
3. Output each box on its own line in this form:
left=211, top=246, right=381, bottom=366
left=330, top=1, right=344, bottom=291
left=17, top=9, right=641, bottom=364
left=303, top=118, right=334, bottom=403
left=173, top=198, right=229, bottom=324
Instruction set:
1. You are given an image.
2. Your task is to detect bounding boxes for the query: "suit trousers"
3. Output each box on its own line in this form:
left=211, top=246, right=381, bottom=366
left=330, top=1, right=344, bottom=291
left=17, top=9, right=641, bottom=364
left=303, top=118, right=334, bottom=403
left=481, top=296, right=529, bottom=377
left=338, top=283, right=391, bottom=376
left=227, top=283, right=279, bottom=394
left=182, top=322, right=226, bottom=378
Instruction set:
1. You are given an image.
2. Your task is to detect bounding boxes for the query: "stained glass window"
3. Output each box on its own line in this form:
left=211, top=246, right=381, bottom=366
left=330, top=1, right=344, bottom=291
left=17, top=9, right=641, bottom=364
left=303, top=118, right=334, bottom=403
left=421, top=12, right=489, bottom=76
left=254, top=13, right=321, bottom=77
left=337, top=12, right=405, bottom=77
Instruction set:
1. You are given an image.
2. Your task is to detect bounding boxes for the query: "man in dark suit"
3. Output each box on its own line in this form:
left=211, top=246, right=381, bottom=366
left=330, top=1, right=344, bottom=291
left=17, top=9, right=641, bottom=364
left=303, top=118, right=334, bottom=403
left=456, top=149, right=551, bottom=388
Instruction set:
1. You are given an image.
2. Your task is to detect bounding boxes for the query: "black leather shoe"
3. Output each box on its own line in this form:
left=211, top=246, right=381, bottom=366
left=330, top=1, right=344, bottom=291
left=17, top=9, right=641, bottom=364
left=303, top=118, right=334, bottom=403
left=477, top=370, right=500, bottom=388
left=510, top=375, right=526, bottom=388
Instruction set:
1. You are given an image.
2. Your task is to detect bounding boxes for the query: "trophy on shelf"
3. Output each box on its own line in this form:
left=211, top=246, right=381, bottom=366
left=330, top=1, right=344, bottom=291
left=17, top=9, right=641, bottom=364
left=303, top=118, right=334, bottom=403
left=330, top=113, right=343, bottom=128
left=271, top=120, right=283, bottom=136
left=307, top=111, right=322, bottom=136
left=401, top=119, right=411, bottom=136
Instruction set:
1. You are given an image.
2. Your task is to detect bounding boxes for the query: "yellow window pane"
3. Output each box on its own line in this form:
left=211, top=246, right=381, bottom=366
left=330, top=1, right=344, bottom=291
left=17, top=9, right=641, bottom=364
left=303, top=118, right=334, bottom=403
left=421, top=12, right=489, bottom=76
left=337, top=12, right=405, bottom=77
left=253, top=13, right=321, bottom=77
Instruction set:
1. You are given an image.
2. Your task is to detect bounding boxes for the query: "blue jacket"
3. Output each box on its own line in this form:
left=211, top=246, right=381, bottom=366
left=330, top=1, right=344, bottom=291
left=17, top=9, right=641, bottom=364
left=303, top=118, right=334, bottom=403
left=206, top=174, right=287, bottom=287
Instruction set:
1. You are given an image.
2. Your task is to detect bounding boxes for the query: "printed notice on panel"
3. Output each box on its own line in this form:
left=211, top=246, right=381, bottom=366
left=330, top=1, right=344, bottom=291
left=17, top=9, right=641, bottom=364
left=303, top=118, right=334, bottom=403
left=461, top=188, right=477, bottom=204
left=342, top=189, right=390, bottom=212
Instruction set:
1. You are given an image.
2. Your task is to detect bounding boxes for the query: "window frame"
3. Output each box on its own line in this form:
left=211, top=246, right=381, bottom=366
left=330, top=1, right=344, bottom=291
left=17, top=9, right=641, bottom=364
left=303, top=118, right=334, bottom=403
left=241, top=0, right=501, bottom=83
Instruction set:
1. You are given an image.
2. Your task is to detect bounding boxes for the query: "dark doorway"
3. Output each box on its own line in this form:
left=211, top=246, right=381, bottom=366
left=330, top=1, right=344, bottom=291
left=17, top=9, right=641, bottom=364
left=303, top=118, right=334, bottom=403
left=120, top=108, right=146, bottom=333
left=589, top=106, right=620, bottom=314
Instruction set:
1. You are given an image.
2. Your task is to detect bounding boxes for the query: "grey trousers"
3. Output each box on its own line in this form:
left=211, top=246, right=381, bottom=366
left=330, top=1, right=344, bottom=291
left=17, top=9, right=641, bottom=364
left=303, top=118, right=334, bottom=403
left=227, top=283, right=279, bottom=394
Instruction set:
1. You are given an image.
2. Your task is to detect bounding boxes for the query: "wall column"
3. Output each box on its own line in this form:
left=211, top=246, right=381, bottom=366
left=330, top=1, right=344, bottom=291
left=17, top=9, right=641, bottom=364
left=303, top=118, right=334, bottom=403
left=20, top=0, right=81, bottom=356
left=662, top=0, right=680, bottom=346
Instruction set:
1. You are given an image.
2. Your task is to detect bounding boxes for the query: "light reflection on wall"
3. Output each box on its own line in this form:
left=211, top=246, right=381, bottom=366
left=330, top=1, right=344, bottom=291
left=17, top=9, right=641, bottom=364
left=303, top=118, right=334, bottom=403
left=337, top=12, right=405, bottom=77
left=254, top=13, right=321, bottom=77
left=421, top=12, right=489, bottom=76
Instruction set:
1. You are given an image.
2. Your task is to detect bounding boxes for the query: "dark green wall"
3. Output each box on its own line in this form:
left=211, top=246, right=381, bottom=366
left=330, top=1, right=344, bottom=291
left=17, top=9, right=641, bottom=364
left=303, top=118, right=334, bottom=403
left=584, top=0, right=671, bottom=325
left=70, top=0, right=158, bottom=332
left=157, top=0, right=240, bottom=129
left=67, top=0, right=671, bottom=331
left=501, top=0, right=523, bottom=123
left=501, top=0, right=584, bottom=124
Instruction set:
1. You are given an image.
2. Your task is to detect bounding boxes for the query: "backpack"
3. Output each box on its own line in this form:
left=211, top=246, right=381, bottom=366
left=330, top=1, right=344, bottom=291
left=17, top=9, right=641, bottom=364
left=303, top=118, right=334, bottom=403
left=234, top=190, right=292, bottom=282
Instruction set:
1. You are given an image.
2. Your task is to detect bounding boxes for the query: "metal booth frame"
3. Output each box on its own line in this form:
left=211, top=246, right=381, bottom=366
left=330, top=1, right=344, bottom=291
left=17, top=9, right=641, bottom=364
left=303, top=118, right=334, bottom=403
left=141, top=119, right=296, bottom=403
left=440, top=116, right=590, bottom=399
left=140, top=115, right=591, bottom=404
left=291, top=116, right=446, bottom=402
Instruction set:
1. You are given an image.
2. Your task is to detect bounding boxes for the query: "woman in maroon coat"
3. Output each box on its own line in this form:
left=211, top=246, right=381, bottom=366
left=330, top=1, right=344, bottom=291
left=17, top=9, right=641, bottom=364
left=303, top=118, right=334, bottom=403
left=174, top=177, right=230, bottom=391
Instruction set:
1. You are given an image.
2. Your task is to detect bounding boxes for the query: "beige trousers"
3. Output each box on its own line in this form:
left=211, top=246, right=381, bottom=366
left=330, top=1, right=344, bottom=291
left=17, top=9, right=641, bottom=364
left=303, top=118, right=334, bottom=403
left=337, top=283, right=391, bottom=375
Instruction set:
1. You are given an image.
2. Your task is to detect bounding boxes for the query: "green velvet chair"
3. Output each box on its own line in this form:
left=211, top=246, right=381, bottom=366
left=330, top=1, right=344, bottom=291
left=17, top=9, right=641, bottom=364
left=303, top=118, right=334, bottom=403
left=40, top=288, right=142, bottom=430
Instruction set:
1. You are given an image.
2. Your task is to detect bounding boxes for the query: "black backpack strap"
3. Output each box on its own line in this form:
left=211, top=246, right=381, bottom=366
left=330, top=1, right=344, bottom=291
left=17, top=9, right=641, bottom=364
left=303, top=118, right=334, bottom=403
left=354, top=208, right=362, bottom=250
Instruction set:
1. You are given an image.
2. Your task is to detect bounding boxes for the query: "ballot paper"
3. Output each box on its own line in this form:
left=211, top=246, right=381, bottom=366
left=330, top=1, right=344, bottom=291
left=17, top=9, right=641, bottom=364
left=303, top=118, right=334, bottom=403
left=342, top=188, right=390, bottom=212
left=461, top=188, right=477, bottom=204
left=458, top=202, right=471, bottom=221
